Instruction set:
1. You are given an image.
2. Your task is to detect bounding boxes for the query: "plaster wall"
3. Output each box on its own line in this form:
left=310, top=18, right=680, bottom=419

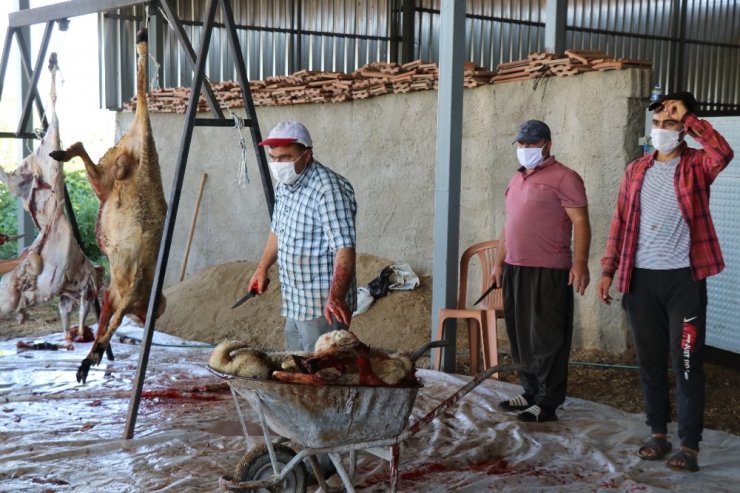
left=116, top=68, right=650, bottom=353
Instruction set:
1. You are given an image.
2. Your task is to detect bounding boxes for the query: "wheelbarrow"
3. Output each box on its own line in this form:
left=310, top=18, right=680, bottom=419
left=211, top=340, right=518, bottom=492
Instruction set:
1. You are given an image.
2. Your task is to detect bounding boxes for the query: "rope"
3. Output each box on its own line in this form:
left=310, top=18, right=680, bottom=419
left=26, top=51, right=60, bottom=151
left=531, top=65, right=552, bottom=93
left=149, top=53, right=161, bottom=91
left=231, top=111, right=251, bottom=187
left=200, top=75, right=252, bottom=188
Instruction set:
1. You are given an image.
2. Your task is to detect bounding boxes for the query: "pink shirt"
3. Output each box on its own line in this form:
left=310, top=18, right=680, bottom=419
left=504, top=157, right=587, bottom=270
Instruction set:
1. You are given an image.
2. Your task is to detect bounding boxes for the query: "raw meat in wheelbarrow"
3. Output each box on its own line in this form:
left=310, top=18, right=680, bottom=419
left=50, top=28, right=168, bottom=384
left=273, top=330, right=417, bottom=387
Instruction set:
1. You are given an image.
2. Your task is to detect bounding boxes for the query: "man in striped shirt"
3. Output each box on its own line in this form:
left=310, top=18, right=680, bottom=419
left=598, top=92, right=734, bottom=472
left=249, top=121, right=357, bottom=352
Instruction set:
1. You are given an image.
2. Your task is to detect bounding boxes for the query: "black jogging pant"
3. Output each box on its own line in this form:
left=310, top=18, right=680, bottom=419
left=502, top=264, right=573, bottom=409
left=622, top=267, right=706, bottom=451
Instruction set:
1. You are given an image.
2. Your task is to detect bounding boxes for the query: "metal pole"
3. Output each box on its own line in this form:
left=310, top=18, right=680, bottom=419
left=158, top=0, right=225, bottom=118
left=544, top=0, right=566, bottom=54
left=220, top=0, right=274, bottom=217
left=15, top=0, right=36, bottom=254
left=431, top=0, right=465, bottom=372
left=401, top=0, right=415, bottom=63
left=123, top=0, right=219, bottom=440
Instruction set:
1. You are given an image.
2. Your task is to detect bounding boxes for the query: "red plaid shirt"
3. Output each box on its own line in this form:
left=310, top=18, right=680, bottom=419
left=600, top=113, right=735, bottom=293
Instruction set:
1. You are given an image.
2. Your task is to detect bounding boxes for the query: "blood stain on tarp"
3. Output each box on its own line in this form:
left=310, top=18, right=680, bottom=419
left=359, top=459, right=587, bottom=489
left=136, top=387, right=231, bottom=414
left=30, top=476, right=69, bottom=486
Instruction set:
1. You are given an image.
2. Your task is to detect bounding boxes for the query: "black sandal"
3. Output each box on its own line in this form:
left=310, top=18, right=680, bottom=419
left=666, top=448, right=700, bottom=472
left=638, top=436, right=672, bottom=461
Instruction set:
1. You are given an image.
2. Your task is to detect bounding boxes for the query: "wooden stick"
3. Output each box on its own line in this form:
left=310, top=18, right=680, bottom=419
left=179, top=173, right=208, bottom=282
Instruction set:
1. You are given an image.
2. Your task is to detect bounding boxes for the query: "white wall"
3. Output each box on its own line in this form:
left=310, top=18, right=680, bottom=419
left=116, top=68, right=651, bottom=353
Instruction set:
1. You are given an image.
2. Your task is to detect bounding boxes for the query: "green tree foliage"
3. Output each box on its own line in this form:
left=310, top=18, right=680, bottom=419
left=0, top=169, right=106, bottom=265
left=0, top=185, right=18, bottom=260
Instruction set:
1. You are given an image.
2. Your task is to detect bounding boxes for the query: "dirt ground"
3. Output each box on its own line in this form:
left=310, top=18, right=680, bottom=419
left=2, top=253, right=738, bottom=437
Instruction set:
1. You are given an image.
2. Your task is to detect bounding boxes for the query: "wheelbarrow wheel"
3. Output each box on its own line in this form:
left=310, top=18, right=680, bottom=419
left=234, top=443, right=307, bottom=493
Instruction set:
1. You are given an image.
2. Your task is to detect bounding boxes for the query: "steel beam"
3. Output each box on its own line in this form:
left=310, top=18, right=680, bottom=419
left=125, top=0, right=272, bottom=439
left=545, top=0, right=567, bottom=54
left=124, top=0, right=222, bottom=438
left=0, top=29, right=15, bottom=101
left=9, top=0, right=147, bottom=27
left=158, top=0, right=224, bottom=118
left=16, top=22, right=53, bottom=136
left=220, top=0, right=274, bottom=218
left=431, top=0, right=465, bottom=372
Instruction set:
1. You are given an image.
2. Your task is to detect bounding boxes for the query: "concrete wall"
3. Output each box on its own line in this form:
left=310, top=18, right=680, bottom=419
left=117, top=68, right=650, bottom=353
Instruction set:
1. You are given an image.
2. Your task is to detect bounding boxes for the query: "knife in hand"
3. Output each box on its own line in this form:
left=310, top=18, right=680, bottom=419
left=231, top=288, right=258, bottom=309
left=473, top=282, right=497, bottom=306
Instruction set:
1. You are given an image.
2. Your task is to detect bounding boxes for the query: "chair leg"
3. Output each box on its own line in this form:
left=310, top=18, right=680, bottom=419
left=467, top=318, right=480, bottom=374
left=482, top=312, right=499, bottom=378
left=433, top=313, right=448, bottom=371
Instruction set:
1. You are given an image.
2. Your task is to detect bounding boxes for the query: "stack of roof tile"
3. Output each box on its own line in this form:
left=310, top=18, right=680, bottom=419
left=123, top=51, right=651, bottom=112
left=492, top=49, right=652, bottom=83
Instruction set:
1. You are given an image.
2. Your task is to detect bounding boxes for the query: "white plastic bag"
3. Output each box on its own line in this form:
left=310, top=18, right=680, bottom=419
left=388, top=263, right=420, bottom=291
left=352, top=286, right=375, bottom=316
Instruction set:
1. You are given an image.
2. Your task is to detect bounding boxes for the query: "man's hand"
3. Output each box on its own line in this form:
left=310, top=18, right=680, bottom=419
left=568, top=261, right=590, bottom=296
left=490, top=264, right=503, bottom=289
left=0, top=233, right=7, bottom=246
left=324, top=291, right=351, bottom=326
left=596, top=276, right=613, bottom=305
left=659, top=99, right=688, bottom=123
left=248, top=269, right=270, bottom=294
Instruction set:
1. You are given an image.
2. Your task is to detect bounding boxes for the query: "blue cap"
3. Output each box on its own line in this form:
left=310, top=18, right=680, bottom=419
left=514, top=120, right=551, bottom=144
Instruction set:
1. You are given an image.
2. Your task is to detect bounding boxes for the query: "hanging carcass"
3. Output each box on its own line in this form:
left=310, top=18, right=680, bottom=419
left=0, top=54, right=102, bottom=342
left=51, top=28, right=168, bottom=383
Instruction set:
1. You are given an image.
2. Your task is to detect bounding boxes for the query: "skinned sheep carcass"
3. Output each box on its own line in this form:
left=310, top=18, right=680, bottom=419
left=0, top=56, right=102, bottom=342
left=272, top=330, right=417, bottom=386
left=50, top=28, right=167, bottom=383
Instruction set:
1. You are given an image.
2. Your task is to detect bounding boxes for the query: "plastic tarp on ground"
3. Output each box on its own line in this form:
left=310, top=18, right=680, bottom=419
left=1, top=328, right=738, bottom=492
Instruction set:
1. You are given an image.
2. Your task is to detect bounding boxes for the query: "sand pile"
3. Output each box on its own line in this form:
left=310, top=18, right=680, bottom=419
left=156, top=253, right=436, bottom=353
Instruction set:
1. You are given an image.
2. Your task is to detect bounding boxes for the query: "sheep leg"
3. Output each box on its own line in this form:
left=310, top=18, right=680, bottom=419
left=77, top=290, right=114, bottom=383
left=49, top=142, right=110, bottom=200
left=59, top=296, right=72, bottom=340
left=77, top=287, right=137, bottom=383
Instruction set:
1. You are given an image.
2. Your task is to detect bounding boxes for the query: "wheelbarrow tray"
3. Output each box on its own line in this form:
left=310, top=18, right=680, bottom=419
left=217, top=371, right=420, bottom=448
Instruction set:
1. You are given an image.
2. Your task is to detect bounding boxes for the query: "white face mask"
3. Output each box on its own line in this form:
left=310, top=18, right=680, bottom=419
left=268, top=160, right=300, bottom=185
left=516, top=146, right=545, bottom=169
left=650, top=128, right=682, bottom=154
left=268, top=151, right=306, bottom=185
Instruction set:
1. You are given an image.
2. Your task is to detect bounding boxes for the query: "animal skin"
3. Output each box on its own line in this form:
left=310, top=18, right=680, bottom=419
left=208, top=340, right=301, bottom=378
left=0, top=59, right=102, bottom=341
left=50, top=28, right=168, bottom=383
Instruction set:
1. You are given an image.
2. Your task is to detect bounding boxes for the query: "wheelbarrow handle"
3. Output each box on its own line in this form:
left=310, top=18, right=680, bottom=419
left=410, top=340, right=450, bottom=363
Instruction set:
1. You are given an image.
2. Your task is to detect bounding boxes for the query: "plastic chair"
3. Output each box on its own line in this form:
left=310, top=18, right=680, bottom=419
left=433, top=240, right=503, bottom=376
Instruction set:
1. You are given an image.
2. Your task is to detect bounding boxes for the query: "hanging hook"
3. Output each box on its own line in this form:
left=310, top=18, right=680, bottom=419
left=145, top=0, right=159, bottom=29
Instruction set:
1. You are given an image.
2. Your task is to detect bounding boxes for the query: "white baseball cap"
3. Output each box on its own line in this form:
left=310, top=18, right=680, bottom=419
left=258, top=121, right=313, bottom=148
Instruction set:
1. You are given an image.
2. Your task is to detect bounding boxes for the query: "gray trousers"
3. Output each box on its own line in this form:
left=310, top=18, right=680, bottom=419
left=284, top=317, right=348, bottom=352
left=502, top=264, right=573, bottom=409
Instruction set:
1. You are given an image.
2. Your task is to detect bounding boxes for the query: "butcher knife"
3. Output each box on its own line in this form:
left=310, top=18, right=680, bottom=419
left=231, top=288, right=258, bottom=309
left=2, top=234, right=25, bottom=242
left=473, top=282, right=497, bottom=306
